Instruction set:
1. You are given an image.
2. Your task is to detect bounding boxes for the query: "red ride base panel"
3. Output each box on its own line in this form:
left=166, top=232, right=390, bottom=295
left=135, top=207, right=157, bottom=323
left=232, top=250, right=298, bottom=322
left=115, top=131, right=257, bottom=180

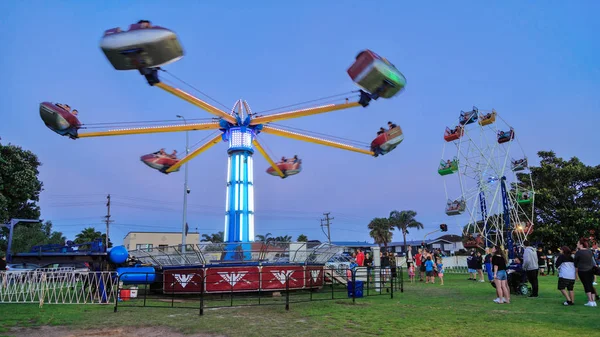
left=163, top=268, right=204, bottom=294
left=161, top=264, right=324, bottom=294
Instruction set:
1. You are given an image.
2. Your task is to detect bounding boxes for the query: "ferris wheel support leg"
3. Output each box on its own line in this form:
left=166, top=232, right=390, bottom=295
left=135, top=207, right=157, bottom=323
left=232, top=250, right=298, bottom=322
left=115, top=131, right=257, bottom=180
left=500, top=176, right=515, bottom=259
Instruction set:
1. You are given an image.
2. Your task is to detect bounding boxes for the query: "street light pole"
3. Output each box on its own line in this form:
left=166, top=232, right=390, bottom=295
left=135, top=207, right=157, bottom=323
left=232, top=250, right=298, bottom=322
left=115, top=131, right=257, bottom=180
left=176, top=115, right=189, bottom=252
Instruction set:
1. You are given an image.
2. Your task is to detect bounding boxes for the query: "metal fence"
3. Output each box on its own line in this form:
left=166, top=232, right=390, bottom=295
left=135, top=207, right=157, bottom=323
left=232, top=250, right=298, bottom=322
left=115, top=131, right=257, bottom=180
left=114, top=266, right=403, bottom=315
left=0, top=271, right=118, bottom=305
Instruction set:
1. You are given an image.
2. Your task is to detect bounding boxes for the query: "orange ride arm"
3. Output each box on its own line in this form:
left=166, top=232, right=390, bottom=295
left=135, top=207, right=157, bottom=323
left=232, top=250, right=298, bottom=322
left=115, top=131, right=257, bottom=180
left=250, top=102, right=361, bottom=125
left=252, top=139, right=285, bottom=178
left=155, top=82, right=237, bottom=124
left=77, top=122, right=221, bottom=138
left=261, top=126, right=374, bottom=156
left=165, top=133, right=223, bottom=173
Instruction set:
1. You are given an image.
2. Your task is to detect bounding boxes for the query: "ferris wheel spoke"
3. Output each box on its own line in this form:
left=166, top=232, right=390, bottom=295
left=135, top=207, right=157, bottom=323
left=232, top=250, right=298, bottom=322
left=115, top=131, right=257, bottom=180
left=165, top=133, right=223, bottom=173
left=77, top=121, right=221, bottom=138
left=261, top=126, right=374, bottom=156
left=252, top=139, right=286, bottom=178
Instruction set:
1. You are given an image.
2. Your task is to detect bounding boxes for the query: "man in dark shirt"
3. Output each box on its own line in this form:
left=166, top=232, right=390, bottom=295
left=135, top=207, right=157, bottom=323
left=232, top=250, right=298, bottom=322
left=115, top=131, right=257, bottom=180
left=0, top=253, right=6, bottom=271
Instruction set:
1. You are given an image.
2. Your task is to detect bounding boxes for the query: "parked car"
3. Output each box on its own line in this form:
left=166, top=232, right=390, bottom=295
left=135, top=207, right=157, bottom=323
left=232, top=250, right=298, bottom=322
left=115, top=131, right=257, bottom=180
left=6, top=263, right=40, bottom=280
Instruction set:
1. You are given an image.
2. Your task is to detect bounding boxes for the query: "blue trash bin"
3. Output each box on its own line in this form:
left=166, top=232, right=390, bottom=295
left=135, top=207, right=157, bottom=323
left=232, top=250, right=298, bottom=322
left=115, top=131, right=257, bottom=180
left=347, top=280, right=364, bottom=298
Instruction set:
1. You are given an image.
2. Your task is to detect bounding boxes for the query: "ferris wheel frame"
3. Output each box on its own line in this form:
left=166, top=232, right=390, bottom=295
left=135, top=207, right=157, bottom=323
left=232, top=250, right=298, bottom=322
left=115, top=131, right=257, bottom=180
left=440, top=108, right=535, bottom=255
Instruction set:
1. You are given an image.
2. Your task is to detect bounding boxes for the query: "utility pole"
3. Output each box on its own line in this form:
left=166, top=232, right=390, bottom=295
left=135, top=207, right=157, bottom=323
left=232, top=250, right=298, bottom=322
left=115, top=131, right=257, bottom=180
left=105, top=194, right=113, bottom=251
left=176, top=114, right=190, bottom=252
left=321, top=212, right=333, bottom=243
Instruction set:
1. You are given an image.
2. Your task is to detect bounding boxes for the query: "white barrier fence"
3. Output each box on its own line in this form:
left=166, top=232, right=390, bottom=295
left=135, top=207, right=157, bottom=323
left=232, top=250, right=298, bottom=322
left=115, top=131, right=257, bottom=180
left=0, top=271, right=118, bottom=305
left=395, top=256, right=472, bottom=274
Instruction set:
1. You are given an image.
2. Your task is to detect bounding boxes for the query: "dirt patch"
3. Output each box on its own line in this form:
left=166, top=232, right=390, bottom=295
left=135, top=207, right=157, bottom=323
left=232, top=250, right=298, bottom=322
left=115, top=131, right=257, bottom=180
left=9, top=325, right=227, bottom=337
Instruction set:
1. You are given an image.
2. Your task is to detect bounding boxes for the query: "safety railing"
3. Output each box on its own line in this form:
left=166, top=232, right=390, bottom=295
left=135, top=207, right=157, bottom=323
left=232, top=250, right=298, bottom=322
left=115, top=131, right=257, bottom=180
left=114, top=266, right=403, bottom=315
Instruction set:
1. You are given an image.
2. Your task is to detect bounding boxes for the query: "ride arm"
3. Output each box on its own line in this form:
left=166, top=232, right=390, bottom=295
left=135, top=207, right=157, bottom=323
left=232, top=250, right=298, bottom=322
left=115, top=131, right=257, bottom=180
left=261, top=126, right=374, bottom=156
left=250, top=91, right=371, bottom=125
left=252, top=139, right=285, bottom=178
left=154, top=82, right=237, bottom=124
left=77, top=122, right=221, bottom=138
left=165, top=133, right=223, bottom=173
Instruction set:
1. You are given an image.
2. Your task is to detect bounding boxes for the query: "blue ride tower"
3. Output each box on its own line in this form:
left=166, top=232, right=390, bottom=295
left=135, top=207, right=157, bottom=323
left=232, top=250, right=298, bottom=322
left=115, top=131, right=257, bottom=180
left=218, top=101, right=263, bottom=260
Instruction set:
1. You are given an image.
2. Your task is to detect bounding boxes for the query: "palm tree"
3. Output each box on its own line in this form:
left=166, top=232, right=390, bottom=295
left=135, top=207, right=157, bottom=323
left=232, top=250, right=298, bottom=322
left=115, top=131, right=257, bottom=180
left=368, top=217, right=393, bottom=248
left=255, top=232, right=273, bottom=242
left=74, top=227, right=101, bottom=244
left=201, top=232, right=224, bottom=243
left=273, top=235, right=292, bottom=243
left=388, top=210, right=423, bottom=254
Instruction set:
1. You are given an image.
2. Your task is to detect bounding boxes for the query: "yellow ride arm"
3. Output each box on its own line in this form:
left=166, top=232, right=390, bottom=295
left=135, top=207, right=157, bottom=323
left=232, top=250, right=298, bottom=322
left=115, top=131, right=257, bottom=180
left=261, top=126, right=374, bottom=156
left=155, top=82, right=237, bottom=124
left=165, top=133, right=223, bottom=173
left=77, top=122, right=221, bottom=138
left=252, top=139, right=285, bottom=178
left=250, top=102, right=361, bottom=125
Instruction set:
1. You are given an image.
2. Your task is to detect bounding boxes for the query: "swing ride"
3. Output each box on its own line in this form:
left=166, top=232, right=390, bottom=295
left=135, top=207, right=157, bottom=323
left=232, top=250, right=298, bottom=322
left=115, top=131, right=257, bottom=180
left=39, top=20, right=407, bottom=248
left=438, top=106, right=534, bottom=257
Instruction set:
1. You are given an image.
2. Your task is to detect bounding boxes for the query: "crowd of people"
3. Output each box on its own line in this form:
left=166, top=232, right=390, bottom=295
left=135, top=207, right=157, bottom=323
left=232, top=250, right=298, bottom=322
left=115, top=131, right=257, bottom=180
left=153, top=148, right=178, bottom=159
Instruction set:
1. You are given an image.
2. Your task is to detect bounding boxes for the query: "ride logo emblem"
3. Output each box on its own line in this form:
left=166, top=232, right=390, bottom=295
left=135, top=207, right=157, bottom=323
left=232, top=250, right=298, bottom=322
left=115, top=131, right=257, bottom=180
left=217, top=271, right=248, bottom=287
left=173, top=273, right=197, bottom=289
left=270, top=270, right=295, bottom=285
left=310, top=270, right=322, bottom=283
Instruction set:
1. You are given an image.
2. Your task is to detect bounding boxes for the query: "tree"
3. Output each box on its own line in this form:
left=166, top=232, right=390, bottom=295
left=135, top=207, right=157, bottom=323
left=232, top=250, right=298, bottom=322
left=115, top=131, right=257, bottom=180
left=368, top=217, right=393, bottom=248
left=273, top=235, right=292, bottom=243
left=296, top=234, right=308, bottom=242
left=0, top=142, right=44, bottom=252
left=74, top=227, right=112, bottom=248
left=517, top=151, right=600, bottom=249
left=6, top=220, right=65, bottom=253
left=201, top=231, right=224, bottom=243
left=389, top=210, right=423, bottom=253
left=255, top=233, right=273, bottom=242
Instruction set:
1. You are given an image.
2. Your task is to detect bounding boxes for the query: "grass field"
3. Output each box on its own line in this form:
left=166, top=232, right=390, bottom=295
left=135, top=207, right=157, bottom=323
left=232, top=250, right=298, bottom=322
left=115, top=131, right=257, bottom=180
left=1, top=273, right=598, bottom=336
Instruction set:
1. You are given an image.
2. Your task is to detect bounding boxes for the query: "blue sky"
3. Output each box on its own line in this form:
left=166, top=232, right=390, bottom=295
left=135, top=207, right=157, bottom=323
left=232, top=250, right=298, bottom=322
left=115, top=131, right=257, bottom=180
left=1, top=1, right=598, bottom=246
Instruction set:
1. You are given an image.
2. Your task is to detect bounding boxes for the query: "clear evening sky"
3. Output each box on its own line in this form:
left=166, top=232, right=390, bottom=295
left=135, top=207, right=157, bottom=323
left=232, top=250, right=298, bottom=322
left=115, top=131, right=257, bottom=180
left=1, top=1, right=598, bottom=245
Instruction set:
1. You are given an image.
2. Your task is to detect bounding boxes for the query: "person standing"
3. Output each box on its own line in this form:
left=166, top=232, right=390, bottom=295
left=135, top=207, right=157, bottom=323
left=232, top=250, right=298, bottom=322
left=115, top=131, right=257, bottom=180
left=0, top=253, right=6, bottom=288
left=522, top=240, right=539, bottom=297
left=556, top=246, right=576, bottom=306
left=484, top=248, right=494, bottom=283
left=356, top=248, right=365, bottom=267
left=405, top=245, right=413, bottom=270
left=546, top=249, right=555, bottom=276
left=476, top=251, right=485, bottom=282
left=574, top=238, right=597, bottom=307
left=492, top=245, right=510, bottom=304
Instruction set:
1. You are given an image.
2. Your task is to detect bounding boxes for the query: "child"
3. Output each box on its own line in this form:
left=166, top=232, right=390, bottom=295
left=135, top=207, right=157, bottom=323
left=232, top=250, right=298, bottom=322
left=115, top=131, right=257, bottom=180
left=425, top=256, right=435, bottom=284
left=409, top=264, right=415, bottom=283
left=437, top=258, right=445, bottom=285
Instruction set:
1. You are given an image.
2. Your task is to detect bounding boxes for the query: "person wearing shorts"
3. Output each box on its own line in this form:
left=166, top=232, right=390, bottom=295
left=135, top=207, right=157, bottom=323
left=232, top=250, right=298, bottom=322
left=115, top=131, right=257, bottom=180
left=556, top=246, right=576, bottom=305
left=425, top=256, right=435, bottom=283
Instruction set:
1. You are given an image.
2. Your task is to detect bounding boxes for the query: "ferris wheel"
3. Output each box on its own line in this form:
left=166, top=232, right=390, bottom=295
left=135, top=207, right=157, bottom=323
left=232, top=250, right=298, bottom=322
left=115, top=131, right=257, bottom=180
left=439, top=107, right=534, bottom=254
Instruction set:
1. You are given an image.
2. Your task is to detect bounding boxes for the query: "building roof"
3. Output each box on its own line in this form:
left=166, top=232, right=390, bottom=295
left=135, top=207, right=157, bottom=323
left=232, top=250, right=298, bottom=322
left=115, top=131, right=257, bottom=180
left=388, top=240, right=432, bottom=247
left=432, top=234, right=463, bottom=243
left=331, top=241, right=378, bottom=247
left=124, top=231, right=200, bottom=237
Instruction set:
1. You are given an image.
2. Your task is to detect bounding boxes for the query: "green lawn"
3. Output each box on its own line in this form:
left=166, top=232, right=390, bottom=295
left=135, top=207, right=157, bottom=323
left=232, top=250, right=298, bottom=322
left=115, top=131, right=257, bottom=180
left=0, top=273, right=597, bottom=336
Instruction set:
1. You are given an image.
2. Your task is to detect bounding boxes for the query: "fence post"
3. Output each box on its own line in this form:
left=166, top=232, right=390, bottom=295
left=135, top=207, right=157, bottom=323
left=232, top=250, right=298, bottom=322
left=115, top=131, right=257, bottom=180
left=351, top=268, right=356, bottom=304
left=199, top=275, right=204, bottom=316
left=330, top=267, right=334, bottom=300
left=285, top=274, right=290, bottom=311
left=400, top=266, right=404, bottom=293
left=113, top=273, right=121, bottom=313
left=390, top=273, right=394, bottom=299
